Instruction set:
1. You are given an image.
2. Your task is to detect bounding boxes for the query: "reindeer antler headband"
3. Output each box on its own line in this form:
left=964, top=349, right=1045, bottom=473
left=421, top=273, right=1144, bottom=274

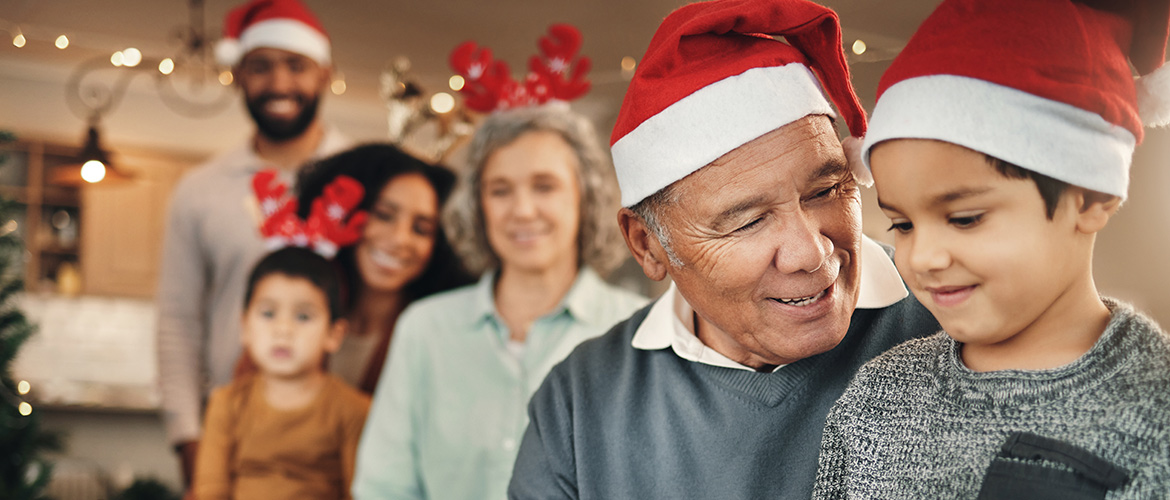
left=252, top=170, right=369, bottom=258
left=450, top=24, right=592, bottom=112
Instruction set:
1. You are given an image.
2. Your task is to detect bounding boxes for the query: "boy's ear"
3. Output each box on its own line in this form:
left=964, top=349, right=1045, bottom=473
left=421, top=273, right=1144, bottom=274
left=1073, top=188, right=1121, bottom=235
left=618, top=208, right=669, bottom=282
left=324, top=318, right=347, bottom=353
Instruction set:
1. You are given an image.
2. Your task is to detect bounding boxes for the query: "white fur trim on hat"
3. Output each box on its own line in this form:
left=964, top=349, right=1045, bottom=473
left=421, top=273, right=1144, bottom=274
left=863, top=75, right=1135, bottom=199
left=230, top=18, right=331, bottom=66
left=1138, top=64, right=1170, bottom=128
left=611, top=63, right=834, bottom=207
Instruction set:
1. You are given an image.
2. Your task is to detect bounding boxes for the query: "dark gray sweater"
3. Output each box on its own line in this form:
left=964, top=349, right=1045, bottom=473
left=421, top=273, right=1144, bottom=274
left=507, top=294, right=938, bottom=499
left=814, top=299, right=1170, bottom=499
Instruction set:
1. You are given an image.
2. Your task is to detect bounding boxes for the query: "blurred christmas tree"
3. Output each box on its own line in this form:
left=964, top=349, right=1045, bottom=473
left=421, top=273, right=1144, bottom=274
left=0, top=130, right=60, bottom=499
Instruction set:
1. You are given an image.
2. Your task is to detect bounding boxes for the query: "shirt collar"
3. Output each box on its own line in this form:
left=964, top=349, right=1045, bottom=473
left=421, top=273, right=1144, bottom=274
left=631, top=234, right=907, bottom=371
left=472, top=267, right=610, bottom=327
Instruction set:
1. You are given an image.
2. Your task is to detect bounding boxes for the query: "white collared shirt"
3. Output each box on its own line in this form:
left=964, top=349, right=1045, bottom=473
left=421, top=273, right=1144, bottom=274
left=631, top=235, right=908, bottom=372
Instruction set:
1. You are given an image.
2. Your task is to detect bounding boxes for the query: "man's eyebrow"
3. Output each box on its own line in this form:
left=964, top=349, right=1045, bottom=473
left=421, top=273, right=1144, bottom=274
left=712, top=195, right=769, bottom=230
left=808, top=159, right=850, bottom=183
left=877, top=186, right=995, bottom=212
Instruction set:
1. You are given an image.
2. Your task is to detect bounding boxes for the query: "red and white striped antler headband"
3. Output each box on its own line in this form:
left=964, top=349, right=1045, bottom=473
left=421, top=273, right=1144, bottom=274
left=252, top=169, right=369, bottom=258
left=449, top=24, right=592, bottom=112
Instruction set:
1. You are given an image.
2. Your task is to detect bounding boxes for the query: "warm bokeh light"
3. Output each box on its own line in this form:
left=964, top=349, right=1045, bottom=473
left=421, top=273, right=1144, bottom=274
left=1, top=220, right=16, bottom=236
left=81, top=160, right=107, bottom=183
left=449, top=75, right=465, bottom=91
left=122, top=47, right=142, bottom=67
left=111, top=51, right=125, bottom=67
left=430, top=92, right=455, bottom=114
left=852, top=39, right=867, bottom=55
left=331, top=79, right=346, bottom=95
left=159, top=58, right=175, bottom=75
left=13, top=33, right=26, bottom=48
left=219, top=70, right=234, bottom=86
left=18, top=402, right=32, bottom=416
left=621, top=56, right=637, bottom=72
left=17, top=380, right=30, bottom=395
left=55, top=35, right=69, bottom=49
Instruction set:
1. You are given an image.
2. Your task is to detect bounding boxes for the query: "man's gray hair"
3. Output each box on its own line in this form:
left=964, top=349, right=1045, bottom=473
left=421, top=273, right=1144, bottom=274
left=628, top=184, right=683, bottom=267
left=445, top=104, right=627, bottom=275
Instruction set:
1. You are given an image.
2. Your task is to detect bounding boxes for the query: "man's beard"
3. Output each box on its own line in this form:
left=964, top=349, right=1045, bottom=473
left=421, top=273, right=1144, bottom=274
left=245, top=93, right=320, bottom=142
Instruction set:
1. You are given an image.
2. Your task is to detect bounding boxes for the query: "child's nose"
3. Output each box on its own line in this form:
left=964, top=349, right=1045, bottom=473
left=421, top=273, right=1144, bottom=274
left=906, top=230, right=951, bottom=274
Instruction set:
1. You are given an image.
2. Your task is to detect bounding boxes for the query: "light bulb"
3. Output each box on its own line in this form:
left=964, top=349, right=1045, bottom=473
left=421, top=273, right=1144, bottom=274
left=430, top=92, right=455, bottom=114
left=55, top=35, right=69, bottom=49
left=18, top=402, right=32, bottom=416
left=331, top=79, right=346, bottom=95
left=13, top=33, right=26, bottom=48
left=81, top=160, right=107, bottom=183
left=17, top=380, right=30, bottom=395
left=219, top=70, right=234, bottom=86
left=122, top=48, right=142, bottom=67
left=449, top=75, right=465, bottom=91
left=159, top=58, right=175, bottom=75
left=852, top=39, right=867, bottom=56
left=111, top=51, right=125, bottom=67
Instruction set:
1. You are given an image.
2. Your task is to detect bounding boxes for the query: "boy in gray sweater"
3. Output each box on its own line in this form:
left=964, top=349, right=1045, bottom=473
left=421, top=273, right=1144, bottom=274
left=814, top=0, right=1170, bottom=498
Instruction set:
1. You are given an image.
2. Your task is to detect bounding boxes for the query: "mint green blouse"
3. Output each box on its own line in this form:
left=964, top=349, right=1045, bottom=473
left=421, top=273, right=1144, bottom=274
left=352, top=268, right=648, bottom=500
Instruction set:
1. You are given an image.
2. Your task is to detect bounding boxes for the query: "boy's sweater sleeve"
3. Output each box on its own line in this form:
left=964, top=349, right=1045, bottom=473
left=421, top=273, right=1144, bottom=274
left=193, top=387, right=234, bottom=500
left=508, top=363, right=579, bottom=500
left=812, top=399, right=852, bottom=499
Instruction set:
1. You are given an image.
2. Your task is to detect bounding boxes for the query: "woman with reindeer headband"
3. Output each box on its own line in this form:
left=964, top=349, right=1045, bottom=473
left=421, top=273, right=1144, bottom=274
left=352, top=25, right=647, bottom=500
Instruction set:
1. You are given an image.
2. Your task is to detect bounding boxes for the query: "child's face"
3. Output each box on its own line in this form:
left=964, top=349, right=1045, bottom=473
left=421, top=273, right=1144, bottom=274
left=242, top=273, right=344, bottom=379
left=870, top=139, right=1090, bottom=348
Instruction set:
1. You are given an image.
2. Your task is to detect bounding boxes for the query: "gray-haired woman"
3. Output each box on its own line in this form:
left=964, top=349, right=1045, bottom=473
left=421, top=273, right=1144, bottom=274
left=352, top=104, right=648, bottom=499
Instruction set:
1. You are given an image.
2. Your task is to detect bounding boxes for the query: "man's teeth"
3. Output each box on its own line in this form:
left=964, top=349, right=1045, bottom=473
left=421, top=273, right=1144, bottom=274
left=775, top=289, right=827, bottom=307
left=266, top=99, right=296, bottom=114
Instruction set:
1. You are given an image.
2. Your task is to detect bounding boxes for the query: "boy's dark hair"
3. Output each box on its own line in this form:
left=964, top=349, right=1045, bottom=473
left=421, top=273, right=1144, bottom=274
left=984, top=155, right=1067, bottom=219
left=243, top=246, right=346, bottom=321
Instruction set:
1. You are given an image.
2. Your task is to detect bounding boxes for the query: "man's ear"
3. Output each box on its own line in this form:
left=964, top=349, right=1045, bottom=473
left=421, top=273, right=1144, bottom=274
left=318, top=64, right=334, bottom=93
left=324, top=318, right=347, bottom=353
left=1073, top=188, right=1121, bottom=235
left=618, top=208, right=669, bottom=282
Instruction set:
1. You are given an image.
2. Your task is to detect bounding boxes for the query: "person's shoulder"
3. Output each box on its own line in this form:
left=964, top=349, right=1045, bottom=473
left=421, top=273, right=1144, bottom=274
left=1103, top=299, right=1170, bottom=387
left=400, top=282, right=480, bottom=321
left=392, top=282, right=484, bottom=343
left=170, top=145, right=251, bottom=201
left=873, top=331, right=949, bottom=365
left=586, top=279, right=650, bottom=324
left=837, top=332, right=945, bottom=407
left=206, top=376, right=257, bottom=414
left=857, top=292, right=940, bottom=341
left=548, top=303, right=653, bottom=381
left=322, top=375, right=372, bottom=416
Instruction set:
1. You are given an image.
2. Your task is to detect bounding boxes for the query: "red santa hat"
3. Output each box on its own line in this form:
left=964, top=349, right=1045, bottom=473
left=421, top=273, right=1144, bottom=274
left=862, top=0, right=1170, bottom=199
left=609, top=0, right=866, bottom=207
left=215, top=0, right=331, bottom=67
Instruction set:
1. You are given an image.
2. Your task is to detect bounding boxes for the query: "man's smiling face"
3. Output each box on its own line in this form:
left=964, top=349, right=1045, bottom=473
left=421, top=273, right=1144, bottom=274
left=236, top=47, right=331, bottom=142
left=655, top=115, right=863, bottom=369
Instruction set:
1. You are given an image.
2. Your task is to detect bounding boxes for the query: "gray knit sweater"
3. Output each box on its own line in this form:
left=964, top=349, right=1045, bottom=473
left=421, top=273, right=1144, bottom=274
left=814, top=299, right=1170, bottom=499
